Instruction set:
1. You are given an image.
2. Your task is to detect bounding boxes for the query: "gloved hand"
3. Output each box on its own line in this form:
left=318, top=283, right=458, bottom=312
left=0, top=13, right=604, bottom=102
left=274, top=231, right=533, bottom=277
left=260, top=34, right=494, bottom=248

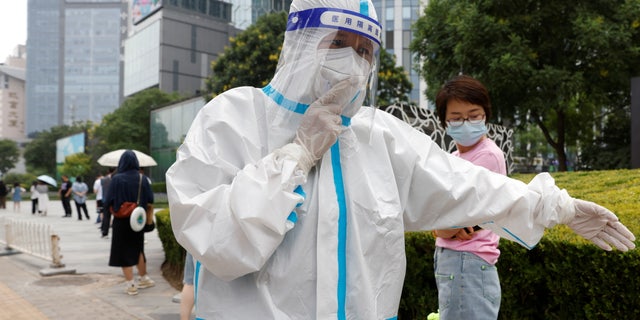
left=293, top=80, right=352, bottom=174
left=567, top=199, right=636, bottom=251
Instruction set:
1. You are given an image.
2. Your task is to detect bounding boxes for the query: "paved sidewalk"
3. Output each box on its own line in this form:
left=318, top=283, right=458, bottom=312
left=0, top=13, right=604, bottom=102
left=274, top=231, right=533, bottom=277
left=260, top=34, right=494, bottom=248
left=0, top=200, right=182, bottom=320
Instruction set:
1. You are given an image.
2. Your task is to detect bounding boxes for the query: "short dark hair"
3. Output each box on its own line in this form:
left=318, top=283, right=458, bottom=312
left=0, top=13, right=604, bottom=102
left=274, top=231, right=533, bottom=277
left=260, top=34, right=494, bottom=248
left=435, top=75, right=492, bottom=128
left=76, top=176, right=82, bottom=182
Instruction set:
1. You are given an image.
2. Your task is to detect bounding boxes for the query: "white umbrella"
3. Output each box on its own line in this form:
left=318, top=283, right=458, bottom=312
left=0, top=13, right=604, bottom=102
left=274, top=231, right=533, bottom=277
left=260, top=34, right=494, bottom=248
left=97, top=149, right=158, bottom=167
left=37, top=175, right=57, bottom=187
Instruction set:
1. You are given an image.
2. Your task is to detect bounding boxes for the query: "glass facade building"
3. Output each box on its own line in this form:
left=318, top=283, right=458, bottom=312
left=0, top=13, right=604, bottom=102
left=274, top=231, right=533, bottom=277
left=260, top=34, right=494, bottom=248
left=25, top=0, right=125, bottom=136
left=373, top=0, right=428, bottom=108
left=123, top=1, right=240, bottom=98
left=149, top=96, right=207, bottom=182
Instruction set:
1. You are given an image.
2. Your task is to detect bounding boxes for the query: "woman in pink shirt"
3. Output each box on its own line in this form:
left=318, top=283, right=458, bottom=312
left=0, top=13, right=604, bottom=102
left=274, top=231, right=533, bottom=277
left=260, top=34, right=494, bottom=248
left=433, top=75, right=506, bottom=320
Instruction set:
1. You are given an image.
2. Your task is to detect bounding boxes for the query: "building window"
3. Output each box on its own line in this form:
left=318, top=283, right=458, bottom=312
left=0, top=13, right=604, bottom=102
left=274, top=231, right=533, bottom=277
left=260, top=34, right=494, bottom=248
left=191, top=25, right=197, bottom=63
left=173, top=60, right=179, bottom=92
left=197, top=0, right=207, bottom=13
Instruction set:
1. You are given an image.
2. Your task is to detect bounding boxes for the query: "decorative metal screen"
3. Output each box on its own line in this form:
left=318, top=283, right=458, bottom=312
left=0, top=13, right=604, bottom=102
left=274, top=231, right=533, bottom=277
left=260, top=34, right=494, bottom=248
left=382, top=104, right=515, bottom=174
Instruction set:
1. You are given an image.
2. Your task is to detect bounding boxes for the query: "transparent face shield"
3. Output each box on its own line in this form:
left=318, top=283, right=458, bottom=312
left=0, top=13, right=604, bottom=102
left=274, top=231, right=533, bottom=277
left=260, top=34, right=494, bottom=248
left=315, top=29, right=380, bottom=117
left=265, top=7, right=381, bottom=127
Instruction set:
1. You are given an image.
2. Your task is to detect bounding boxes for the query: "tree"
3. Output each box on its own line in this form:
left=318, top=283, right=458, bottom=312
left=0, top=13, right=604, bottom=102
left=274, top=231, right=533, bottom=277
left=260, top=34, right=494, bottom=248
left=377, top=48, right=413, bottom=106
left=93, top=88, right=181, bottom=159
left=23, top=124, right=90, bottom=174
left=411, top=0, right=640, bottom=171
left=578, top=107, right=631, bottom=170
left=206, top=12, right=287, bottom=99
left=0, top=139, right=20, bottom=175
left=205, top=12, right=413, bottom=106
left=60, top=153, right=92, bottom=179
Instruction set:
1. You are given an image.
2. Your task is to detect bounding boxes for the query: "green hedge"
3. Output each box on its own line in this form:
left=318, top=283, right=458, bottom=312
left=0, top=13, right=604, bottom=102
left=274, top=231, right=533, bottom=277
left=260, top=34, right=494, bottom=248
left=399, top=232, right=640, bottom=319
left=155, top=209, right=185, bottom=269
left=156, top=169, right=640, bottom=318
left=151, top=182, right=167, bottom=193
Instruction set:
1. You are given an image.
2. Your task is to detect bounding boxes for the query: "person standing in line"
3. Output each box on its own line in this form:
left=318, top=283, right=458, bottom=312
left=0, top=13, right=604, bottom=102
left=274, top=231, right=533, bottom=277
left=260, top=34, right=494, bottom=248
left=59, top=175, right=73, bottom=217
left=11, top=182, right=26, bottom=213
left=103, top=150, right=155, bottom=295
left=432, top=75, right=505, bottom=320
left=165, top=0, right=635, bottom=317
left=30, top=181, right=39, bottom=215
left=35, top=181, right=50, bottom=216
left=72, top=176, right=90, bottom=220
left=0, top=180, right=7, bottom=209
left=101, top=167, right=115, bottom=238
left=94, top=173, right=103, bottom=223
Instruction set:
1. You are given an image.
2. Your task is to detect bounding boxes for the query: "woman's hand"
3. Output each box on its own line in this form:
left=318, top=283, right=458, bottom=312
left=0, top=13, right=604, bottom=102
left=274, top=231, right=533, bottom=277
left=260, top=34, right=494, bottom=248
left=434, top=227, right=477, bottom=241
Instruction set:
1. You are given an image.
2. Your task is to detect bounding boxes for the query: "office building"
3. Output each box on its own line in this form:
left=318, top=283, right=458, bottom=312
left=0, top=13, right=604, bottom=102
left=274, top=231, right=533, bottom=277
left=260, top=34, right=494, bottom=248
left=373, top=0, right=428, bottom=108
left=0, top=46, right=27, bottom=142
left=25, top=0, right=126, bottom=136
left=123, top=0, right=241, bottom=98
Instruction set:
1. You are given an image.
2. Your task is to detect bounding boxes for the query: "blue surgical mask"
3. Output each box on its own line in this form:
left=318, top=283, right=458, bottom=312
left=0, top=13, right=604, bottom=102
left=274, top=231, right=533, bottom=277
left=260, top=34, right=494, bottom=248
left=446, top=122, right=487, bottom=147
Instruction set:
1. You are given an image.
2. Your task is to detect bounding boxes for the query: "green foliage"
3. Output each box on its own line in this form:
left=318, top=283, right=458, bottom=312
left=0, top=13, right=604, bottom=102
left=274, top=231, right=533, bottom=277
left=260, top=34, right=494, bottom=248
left=151, top=182, right=166, bottom=193
left=496, top=240, right=547, bottom=319
left=155, top=208, right=186, bottom=268
left=511, top=169, right=640, bottom=241
left=1, top=172, right=37, bottom=188
left=153, top=169, right=640, bottom=317
left=377, top=48, right=413, bottom=106
left=398, top=232, right=438, bottom=319
left=399, top=170, right=640, bottom=318
left=512, top=122, right=554, bottom=163
left=578, top=107, right=631, bottom=170
left=0, top=139, right=20, bottom=175
left=536, top=241, right=640, bottom=319
left=205, top=12, right=412, bottom=106
left=401, top=234, right=640, bottom=319
left=23, top=124, right=90, bottom=174
left=92, top=88, right=182, bottom=159
left=206, top=12, right=287, bottom=98
left=60, top=153, right=92, bottom=179
left=411, top=0, right=640, bottom=171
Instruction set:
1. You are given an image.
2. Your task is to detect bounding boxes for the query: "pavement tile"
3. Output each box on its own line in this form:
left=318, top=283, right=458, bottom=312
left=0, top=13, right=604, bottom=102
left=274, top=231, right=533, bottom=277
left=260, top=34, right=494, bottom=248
left=0, top=200, right=180, bottom=320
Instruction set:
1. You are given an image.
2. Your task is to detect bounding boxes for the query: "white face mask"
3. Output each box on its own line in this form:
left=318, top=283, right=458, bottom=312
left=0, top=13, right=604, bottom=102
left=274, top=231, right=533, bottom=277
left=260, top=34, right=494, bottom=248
left=314, top=48, right=371, bottom=118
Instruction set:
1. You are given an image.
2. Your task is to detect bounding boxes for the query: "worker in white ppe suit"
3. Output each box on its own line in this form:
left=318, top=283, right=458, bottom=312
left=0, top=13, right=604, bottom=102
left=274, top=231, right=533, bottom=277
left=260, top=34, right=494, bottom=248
left=166, top=0, right=636, bottom=318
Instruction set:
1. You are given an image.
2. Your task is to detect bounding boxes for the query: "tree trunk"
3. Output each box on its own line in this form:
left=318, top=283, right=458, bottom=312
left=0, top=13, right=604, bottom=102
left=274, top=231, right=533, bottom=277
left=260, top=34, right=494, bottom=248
left=533, top=109, right=568, bottom=171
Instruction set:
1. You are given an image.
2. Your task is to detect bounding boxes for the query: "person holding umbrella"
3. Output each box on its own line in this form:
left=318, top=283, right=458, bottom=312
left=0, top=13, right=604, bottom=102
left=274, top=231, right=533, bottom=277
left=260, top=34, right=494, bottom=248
left=35, top=175, right=56, bottom=216
left=35, top=180, right=50, bottom=216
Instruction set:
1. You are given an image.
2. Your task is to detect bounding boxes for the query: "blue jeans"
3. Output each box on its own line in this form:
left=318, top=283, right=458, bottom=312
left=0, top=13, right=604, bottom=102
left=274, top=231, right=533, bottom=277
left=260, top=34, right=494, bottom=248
left=434, top=247, right=501, bottom=320
left=183, top=252, right=195, bottom=285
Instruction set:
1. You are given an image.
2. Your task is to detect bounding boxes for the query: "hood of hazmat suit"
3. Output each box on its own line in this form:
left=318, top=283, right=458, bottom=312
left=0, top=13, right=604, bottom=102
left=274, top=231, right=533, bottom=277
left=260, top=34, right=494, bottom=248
left=166, top=0, right=579, bottom=319
left=264, top=0, right=381, bottom=128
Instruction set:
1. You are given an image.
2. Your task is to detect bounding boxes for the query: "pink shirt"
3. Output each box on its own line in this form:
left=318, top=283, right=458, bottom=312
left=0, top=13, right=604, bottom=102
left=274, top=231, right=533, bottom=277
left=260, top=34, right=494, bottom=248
left=435, top=138, right=506, bottom=265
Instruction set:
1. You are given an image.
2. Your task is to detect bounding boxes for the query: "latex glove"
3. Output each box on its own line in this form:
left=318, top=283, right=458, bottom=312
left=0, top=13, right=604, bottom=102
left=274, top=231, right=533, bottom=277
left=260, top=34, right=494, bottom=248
left=567, top=199, right=636, bottom=251
left=293, top=80, right=352, bottom=174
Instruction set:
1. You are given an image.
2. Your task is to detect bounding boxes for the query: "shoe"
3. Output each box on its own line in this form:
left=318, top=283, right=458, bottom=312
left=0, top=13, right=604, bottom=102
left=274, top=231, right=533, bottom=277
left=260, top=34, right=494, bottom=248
left=125, top=281, right=138, bottom=295
left=137, top=275, right=155, bottom=289
left=101, top=235, right=109, bottom=239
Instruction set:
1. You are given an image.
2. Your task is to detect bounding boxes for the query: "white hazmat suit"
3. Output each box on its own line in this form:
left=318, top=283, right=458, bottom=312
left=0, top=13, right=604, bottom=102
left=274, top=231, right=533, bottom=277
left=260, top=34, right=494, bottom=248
left=166, top=0, right=635, bottom=318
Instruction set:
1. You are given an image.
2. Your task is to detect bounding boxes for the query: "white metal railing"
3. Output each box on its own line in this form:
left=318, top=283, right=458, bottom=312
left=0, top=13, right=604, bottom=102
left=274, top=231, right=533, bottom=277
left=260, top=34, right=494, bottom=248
left=0, top=217, right=65, bottom=268
left=382, top=104, right=515, bottom=174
